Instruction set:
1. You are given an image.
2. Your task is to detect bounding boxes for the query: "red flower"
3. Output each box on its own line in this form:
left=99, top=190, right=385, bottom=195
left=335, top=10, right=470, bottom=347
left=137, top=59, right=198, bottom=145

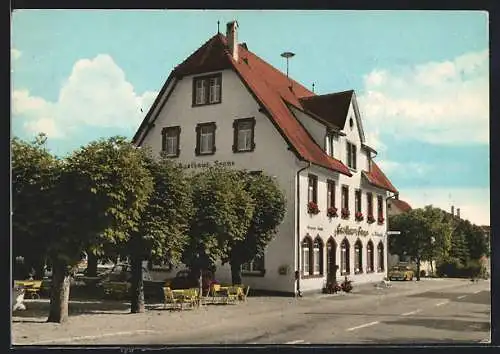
left=308, top=201, right=320, bottom=215
left=355, top=211, right=364, bottom=221
left=341, top=208, right=350, bottom=219
left=367, top=214, right=375, bottom=224
left=377, top=216, right=385, bottom=224
left=327, top=207, right=338, bottom=218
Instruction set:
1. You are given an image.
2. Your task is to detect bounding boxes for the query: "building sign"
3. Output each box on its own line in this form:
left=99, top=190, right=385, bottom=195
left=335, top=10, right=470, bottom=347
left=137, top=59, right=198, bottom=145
left=372, top=231, right=384, bottom=237
left=177, top=160, right=235, bottom=169
left=335, top=225, right=369, bottom=237
left=306, top=226, right=324, bottom=231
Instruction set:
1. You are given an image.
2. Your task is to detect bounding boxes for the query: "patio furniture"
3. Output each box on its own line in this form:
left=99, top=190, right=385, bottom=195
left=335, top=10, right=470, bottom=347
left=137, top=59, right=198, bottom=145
left=225, top=286, right=241, bottom=304
left=163, top=287, right=181, bottom=310
left=14, top=280, right=42, bottom=299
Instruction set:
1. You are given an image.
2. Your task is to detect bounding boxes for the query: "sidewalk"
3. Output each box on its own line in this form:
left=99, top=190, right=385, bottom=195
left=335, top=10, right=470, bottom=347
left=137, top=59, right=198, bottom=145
left=12, top=278, right=481, bottom=346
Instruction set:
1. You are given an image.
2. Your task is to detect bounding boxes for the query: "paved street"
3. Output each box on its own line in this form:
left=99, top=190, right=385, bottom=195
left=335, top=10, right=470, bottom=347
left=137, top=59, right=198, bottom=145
left=12, top=278, right=490, bottom=345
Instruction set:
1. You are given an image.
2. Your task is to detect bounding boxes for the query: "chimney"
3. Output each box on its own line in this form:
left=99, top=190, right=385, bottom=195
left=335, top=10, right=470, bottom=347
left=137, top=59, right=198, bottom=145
left=457, top=208, right=460, bottom=219
left=451, top=205, right=454, bottom=216
left=226, top=21, right=239, bottom=62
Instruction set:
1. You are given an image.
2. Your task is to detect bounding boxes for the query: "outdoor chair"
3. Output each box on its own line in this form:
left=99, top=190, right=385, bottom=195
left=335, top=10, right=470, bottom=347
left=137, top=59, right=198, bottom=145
left=225, top=286, right=240, bottom=304
left=163, top=287, right=181, bottom=311
left=181, top=288, right=199, bottom=309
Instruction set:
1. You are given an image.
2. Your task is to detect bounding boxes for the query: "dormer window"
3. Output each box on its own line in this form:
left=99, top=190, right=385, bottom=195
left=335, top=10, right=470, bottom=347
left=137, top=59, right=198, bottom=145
left=346, top=141, right=357, bottom=170
left=193, top=74, right=222, bottom=106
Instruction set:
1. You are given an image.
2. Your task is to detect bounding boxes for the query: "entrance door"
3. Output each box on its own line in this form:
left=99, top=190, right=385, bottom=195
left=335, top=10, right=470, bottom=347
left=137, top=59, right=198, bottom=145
left=326, top=238, right=337, bottom=283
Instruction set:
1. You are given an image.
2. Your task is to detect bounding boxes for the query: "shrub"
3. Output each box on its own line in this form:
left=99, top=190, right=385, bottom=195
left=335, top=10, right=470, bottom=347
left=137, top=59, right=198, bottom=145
left=436, top=258, right=462, bottom=277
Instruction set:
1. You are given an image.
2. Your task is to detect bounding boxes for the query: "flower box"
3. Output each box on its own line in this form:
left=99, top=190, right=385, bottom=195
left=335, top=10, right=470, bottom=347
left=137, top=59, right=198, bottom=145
left=367, top=214, right=375, bottom=224
left=307, top=201, right=320, bottom=215
left=355, top=211, right=364, bottom=221
left=327, top=207, right=338, bottom=218
left=341, top=208, right=350, bottom=219
left=377, top=216, right=385, bottom=225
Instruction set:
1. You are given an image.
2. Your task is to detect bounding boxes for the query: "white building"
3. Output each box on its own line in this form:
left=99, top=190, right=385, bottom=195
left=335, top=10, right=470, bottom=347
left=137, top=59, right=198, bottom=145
left=133, top=21, right=398, bottom=295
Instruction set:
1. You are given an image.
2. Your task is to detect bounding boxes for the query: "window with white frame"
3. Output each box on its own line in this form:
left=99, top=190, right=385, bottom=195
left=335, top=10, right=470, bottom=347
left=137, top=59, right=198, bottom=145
left=340, top=238, right=350, bottom=274
left=325, top=133, right=335, bottom=157
left=241, top=254, right=265, bottom=274
left=308, top=174, right=318, bottom=204
left=327, top=180, right=335, bottom=209
left=193, top=74, right=221, bottom=106
left=346, top=141, right=357, bottom=170
left=233, top=118, right=256, bottom=152
left=355, top=189, right=362, bottom=214
left=313, top=237, right=323, bottom=275
left=354, top=240, right=363, bottom=274
left=341, top=185, right=349, bottom=210
left=161, top=126, right=180, bottom=157
left=195, top=123, right=216, bottom=155
left=377, top=242, right=385, bottom=272
left=367, top=241, right=374, bottom=272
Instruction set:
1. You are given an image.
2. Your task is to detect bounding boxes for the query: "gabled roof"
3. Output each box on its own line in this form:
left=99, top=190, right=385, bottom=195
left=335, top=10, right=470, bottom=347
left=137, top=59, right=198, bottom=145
left=362, top=161, right=398, bottom=193
left=298, top=90, right=354, bottom=130
left=133, top=33, right=352, bottom=176
left=390, top=199, right=412, bottom=213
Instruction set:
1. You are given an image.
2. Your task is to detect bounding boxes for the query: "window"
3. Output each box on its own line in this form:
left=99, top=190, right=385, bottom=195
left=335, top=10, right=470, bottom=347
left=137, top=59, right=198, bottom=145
left=233, top=118, right=256, bottom=152
left=341, top=185, right=349, bottom=210
left=193, top=74, right=222, bottom=106
left=377, top=242, right=385, bottom=272
left=241, top=254, right=265, bottom=274
left=367, top=192, right=373, bottom=217
left=308, top=174, right=318, bottom=204
left=313, top=237, right=323, bottom=275
left=377, top=195, right=384, bottom=221
left=367, top=241, right=374, bottom=273
left=340, top=238, right=350, bottom=275
left=195, top=123, right=216, bottom=155
left=325, top=133, right=334, bottom=157
left=327, top=180, right=336, bottom=209
left=355, top=190, right=362, bottom=214
left=161, top=126, right=180, bottom=157
left=346, top=141, right=357, bottom=170
left=302, top=237, right=313, bottom=276
left=354, top=240, right=363, bottom=274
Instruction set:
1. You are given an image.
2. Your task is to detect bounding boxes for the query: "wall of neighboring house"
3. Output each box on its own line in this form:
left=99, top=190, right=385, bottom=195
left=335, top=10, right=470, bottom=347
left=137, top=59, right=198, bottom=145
left=140, top=68, right=299, bottom=293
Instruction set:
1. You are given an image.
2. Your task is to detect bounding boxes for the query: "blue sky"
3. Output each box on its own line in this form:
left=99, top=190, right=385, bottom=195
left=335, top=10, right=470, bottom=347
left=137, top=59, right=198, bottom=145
left=11, top=10, right=489, bottom=224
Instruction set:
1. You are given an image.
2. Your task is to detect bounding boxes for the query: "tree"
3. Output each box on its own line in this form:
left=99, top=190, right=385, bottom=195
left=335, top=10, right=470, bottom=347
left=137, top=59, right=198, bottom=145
left=125, top=151, right=194, bottom=313
left=388, top=206, right=443, bottom=280
left=46, top=136, right=154, bottom=323
left=225, top=172, right=286, bottom=285
left=12, top=134, right=58, bottom=280
left=182, top=166, right=254, bottom=293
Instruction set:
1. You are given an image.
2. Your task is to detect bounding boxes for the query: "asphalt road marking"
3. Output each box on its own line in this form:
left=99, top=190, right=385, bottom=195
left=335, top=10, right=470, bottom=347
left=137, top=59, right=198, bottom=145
left=23, top=330, right=159, bottom=345
left=457, top=295, right=467, bottom=299
left=473, top=290, right=482, bottom=294
left=346, top=321, right=380, bottom=332
left=401, top=309, right=422, bottom=316
left=435, top=301, right=449, bottom=307
left=285, top=340, right=306, bottom=344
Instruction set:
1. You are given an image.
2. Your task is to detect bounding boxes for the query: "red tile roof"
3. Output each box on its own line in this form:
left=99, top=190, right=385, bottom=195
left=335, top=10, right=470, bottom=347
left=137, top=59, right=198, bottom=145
left=362, top=161, right=398, bottom=193
left=135, top=33, right=398, bottom=180
left=390, top=199, right=412, bottom=212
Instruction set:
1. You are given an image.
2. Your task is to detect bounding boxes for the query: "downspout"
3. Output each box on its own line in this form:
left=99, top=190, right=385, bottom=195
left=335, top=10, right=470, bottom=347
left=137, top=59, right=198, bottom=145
left=296, top=160, right=311, bottom=297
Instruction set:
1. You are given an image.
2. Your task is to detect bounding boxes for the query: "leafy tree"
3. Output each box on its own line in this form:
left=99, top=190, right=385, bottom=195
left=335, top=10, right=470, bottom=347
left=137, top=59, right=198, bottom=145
left=46, top=136, right=153, bottom=323
left=12, top=134, right=58, bottom=280
left=182, top=166, right=254, bottom=293
left=389, top=206, right=443, bottom=280
left=125, top=150, right=194, bottom=313
left=464, top=222, right=489, bottom=261
left=225, top=172, right=286, bottom=285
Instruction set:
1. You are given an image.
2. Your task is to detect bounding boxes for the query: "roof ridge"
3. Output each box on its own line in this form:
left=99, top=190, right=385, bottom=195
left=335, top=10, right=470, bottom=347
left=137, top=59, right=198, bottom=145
left=299, top=89, right=354, bottom=101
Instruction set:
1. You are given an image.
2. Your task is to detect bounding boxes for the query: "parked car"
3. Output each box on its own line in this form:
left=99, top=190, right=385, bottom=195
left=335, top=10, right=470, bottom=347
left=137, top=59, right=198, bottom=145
left=388, top=265, right=414, bottom=281
left=98, top=263, right=165, bottom=300
left=165, top=269, right=213, bottom=294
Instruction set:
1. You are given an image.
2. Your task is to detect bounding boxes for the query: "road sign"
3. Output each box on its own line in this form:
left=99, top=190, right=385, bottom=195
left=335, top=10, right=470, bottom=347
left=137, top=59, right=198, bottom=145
left=387, top=231, right=401, bottom=235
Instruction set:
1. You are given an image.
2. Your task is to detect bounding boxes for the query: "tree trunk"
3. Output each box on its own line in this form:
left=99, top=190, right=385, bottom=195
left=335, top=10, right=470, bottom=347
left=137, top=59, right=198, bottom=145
left=47, top=260, right=71, bottom=323
left=198, top=269, right=203, bottom=300
left=430, top=259, right=434, bottom=276
left=230, top=262, right=242, bottom=285
left=130, top=255, right=145, bottom=313
left=86, top=251, right=98, bottom=277
left=416, top=258, right=421, bottom=281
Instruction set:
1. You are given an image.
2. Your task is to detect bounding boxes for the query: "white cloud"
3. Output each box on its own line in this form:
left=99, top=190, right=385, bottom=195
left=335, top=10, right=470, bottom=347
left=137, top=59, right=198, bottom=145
left=12, top=54, right=158, bottom=140
left=11, top=49, right=21, bottom=60
left=376, top=159, right=432, bottom=177
left=358, top=49, right=489, bottom=145
left=400, top=187, right=490, bottom=226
